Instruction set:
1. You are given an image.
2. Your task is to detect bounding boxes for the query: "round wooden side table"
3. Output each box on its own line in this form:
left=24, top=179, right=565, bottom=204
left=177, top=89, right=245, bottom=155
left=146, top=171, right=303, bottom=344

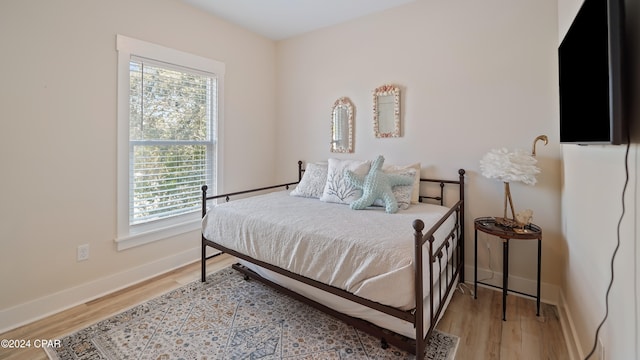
left=473, top=216, right=542, bottom=321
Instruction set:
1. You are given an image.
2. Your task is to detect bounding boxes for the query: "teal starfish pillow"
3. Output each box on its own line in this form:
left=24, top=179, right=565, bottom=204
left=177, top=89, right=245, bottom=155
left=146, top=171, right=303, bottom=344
left=344, top=155, right=415, bottom=213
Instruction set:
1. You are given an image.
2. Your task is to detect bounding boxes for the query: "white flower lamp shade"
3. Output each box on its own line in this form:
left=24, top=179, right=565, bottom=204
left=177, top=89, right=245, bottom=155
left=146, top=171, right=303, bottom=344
left=480, top=148, right=540, bottom=227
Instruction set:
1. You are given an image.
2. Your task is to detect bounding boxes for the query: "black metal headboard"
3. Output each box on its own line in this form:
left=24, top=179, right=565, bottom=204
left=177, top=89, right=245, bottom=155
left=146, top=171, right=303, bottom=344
left=201, top=161, right=304, bottom=217
left=202, top=162, right=465, bottom=217
left=418, top=169, right=466, bottom=206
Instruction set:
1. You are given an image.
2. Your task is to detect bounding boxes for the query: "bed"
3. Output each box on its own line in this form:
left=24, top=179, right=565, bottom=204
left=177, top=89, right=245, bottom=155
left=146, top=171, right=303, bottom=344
left=200, top=159, right=465, bottom=358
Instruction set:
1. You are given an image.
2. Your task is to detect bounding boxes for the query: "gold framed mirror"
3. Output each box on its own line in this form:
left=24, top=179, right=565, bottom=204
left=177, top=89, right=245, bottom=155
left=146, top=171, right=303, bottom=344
left=373, top=84, right=400, bottom=138
left=330, top=97, right=354, bottom=153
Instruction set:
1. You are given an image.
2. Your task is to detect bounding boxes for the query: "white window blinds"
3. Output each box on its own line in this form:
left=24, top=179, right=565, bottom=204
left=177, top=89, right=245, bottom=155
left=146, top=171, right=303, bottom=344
left=128, top=57, right=216, bottom=225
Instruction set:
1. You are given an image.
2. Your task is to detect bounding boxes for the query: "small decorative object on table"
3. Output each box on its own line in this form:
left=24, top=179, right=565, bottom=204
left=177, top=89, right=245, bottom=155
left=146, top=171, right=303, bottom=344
left=479, top=135, right=547, bottom=228
left=514, top=209, right=534, bottom=233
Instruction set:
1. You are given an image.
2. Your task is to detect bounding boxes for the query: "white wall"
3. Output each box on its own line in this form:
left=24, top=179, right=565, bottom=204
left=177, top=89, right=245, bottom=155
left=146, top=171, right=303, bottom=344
left=0, top=0, right=277, bottom=331
left=275, top=0, right=564, bottom=300
left=6, top=4, right=627, bottom=357
left=557, top=0, right=640, bottom=359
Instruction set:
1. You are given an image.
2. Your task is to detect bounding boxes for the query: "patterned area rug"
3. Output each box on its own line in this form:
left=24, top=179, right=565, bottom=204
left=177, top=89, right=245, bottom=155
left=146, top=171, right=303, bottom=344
left=46, top=267, right=459, bottom=359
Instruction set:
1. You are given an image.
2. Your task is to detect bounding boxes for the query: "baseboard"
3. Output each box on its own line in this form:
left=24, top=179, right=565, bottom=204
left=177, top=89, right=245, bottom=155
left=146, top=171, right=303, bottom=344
left=557, top=288, right=583, bottom=360
left=464, top=265, right=559, bottom=305
left=0, top=247, right=203, bottom=334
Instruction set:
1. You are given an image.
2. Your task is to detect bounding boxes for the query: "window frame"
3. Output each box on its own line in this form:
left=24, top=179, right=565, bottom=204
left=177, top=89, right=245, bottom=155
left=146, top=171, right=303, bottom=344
left=115, top=35, right=225, bottom=250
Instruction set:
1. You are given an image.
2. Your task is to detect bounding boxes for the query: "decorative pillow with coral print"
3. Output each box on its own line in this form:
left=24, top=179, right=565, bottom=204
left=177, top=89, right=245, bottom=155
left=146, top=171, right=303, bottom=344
left=319, top=158, right=370, bottom=204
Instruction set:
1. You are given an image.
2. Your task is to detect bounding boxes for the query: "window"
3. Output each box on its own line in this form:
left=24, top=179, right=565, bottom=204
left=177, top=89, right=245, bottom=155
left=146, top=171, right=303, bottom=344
left=116, top=35, right=225, bottom=250
left=128, top=58, right=214, bottom=225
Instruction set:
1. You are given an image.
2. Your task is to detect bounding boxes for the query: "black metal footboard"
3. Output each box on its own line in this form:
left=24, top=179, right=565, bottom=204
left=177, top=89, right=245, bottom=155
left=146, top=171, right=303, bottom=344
left=412, top=200, right=464, bottom=355
left=200, top=163, right=465, bottom=359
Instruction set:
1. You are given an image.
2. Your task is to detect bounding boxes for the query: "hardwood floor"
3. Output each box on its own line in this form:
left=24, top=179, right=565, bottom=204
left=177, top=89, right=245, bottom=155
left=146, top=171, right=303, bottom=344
left=438, top=284, right=569, bottom=359
left=0, top=254, right=568, bottom=360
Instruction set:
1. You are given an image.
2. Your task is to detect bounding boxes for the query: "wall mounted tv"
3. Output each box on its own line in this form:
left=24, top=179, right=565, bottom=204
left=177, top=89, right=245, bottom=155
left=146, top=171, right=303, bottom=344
left=558, top=0, right=626, bottom=145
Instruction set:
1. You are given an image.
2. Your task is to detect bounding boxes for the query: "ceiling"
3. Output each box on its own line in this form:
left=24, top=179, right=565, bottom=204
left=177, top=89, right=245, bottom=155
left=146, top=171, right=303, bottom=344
left=182, top=0, right=416, bottom=40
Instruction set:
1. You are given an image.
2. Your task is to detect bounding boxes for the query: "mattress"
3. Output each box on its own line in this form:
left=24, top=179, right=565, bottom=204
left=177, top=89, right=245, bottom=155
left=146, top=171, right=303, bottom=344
left=202, top=190, right=457, bottom=310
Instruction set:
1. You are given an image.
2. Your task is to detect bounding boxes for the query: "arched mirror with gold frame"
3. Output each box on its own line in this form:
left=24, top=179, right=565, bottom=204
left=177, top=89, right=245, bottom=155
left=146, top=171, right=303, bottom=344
left=373, top=84, right=400, bottom=138
left=330, top=97, right=354, bottom=153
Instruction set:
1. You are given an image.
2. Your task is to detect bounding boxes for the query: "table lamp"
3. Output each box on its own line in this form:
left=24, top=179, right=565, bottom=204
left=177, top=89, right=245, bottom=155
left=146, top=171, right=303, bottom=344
left=479, top=135, right=547, bottom=227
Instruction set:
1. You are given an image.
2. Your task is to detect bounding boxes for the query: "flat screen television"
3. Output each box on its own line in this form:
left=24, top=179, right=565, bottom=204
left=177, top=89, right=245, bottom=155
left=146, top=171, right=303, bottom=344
left=558, top=0, right=626, bottom=144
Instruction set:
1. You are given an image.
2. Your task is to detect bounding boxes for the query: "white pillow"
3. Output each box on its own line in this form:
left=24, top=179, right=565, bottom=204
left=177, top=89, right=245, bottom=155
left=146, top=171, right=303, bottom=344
left=290, top=162, right=328, bottom=199
left=320, top=158, right=370, bottom=204
left=372, top=168, right=416, bottom=210
left=382, top=163, right=421, bottom=204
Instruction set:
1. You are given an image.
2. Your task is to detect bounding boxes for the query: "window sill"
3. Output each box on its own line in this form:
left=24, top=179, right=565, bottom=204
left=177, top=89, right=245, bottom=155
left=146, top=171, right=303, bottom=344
left=114, top=218, right=201, bottom=251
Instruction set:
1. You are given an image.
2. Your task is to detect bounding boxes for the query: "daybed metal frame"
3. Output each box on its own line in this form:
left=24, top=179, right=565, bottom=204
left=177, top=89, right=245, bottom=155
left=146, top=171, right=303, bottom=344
left=200, top=161, right=465, bottom=358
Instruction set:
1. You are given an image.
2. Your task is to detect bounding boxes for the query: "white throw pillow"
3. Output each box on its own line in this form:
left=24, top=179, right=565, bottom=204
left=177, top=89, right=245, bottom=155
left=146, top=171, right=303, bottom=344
left=372, top=168, right=416, bottom=210
left=320, top=158, right=370, bottom=204
left=290, top=162, right=328, bottom=199
left=382, top=163, right=421, bottom=204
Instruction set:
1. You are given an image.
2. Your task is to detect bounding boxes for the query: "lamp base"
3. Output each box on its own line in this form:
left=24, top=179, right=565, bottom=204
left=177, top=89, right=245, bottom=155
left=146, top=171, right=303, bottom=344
left=495, top=217, right=520, bottom=228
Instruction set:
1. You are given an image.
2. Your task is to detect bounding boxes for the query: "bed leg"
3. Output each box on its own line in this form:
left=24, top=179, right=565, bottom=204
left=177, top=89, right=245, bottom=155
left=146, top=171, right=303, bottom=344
left=416, top=336, right=425, bottom=359
left=380, top=338, right=389, bottom=349
left=201, top=237, right=206, bottom=282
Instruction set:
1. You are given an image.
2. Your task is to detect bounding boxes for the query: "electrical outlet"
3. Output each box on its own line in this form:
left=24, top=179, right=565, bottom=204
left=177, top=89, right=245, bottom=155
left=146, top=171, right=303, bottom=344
left=77, top=244, right=89, bottom=262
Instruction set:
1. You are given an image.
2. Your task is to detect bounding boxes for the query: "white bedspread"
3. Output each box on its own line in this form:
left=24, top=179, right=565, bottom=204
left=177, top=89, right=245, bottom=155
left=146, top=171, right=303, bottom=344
left=202, top=190, right=456, bottom=310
